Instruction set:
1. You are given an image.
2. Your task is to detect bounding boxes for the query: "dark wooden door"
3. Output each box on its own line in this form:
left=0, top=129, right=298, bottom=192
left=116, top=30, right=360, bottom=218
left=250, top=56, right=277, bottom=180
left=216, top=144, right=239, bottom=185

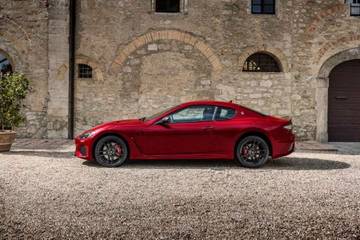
left=328, top=59, right=360, bottom=142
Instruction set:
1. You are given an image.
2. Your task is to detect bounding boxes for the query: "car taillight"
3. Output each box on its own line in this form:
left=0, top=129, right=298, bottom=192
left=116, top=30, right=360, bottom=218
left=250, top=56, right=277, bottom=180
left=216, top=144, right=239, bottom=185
left=283, top=123, right=293, bottom=131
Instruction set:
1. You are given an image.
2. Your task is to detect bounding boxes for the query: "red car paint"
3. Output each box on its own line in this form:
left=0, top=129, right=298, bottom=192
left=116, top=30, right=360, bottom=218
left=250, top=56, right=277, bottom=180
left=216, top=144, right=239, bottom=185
left=75, top=100, right=295, bottom=161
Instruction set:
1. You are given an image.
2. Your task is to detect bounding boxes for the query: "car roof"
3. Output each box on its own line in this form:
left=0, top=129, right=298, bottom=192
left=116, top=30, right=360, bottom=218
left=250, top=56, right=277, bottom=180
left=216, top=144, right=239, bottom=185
left=180, top=100, right=240, bottom=108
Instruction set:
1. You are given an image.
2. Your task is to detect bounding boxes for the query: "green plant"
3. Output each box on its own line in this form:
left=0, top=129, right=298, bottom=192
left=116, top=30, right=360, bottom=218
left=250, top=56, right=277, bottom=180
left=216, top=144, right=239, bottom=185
left=0, top=73, right=30, bottom=131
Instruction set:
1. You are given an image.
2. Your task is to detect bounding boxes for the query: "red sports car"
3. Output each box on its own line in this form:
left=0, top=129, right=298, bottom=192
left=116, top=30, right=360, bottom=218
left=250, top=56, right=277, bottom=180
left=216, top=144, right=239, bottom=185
left=75, top=100, right=295, bottom=168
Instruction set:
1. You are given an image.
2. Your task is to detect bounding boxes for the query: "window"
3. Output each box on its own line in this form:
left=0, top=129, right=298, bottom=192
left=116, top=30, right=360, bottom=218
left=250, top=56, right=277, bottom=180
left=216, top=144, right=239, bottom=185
left=144, top=105, right=177, bottom=121
left=0, top=53, right=12, bottom=76
left=78, top=64, right=92, bottom=78
left=155, top=0, right=180, bottom=13
left=170, top=106, right=215, bottom=123
left=215, top=107, right=236, bottom=121
left=350, top=0, right=360, bottom=16
left=251, top=0, right=275, bottom=14
left=243, top=53, right=281, bottom=72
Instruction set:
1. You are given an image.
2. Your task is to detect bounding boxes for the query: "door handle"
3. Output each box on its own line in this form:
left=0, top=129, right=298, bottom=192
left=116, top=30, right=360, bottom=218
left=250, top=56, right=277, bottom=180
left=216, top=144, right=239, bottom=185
left=335, top=96, right=348, bottom=100
left=202, top=126, right=214, bottom=130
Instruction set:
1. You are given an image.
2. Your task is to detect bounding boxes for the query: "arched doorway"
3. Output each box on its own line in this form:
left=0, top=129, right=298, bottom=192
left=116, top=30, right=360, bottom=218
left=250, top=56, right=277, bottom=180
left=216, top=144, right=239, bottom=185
left=328, top=60, right=360, bottom=142
left=316, top=48, right=360, bottom=142
left=0, top=51, right=13, bottom=75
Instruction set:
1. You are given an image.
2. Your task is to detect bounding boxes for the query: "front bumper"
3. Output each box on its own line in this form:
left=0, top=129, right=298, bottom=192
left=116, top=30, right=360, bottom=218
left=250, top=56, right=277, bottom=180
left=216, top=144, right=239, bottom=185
left=74, top=137, right=93, bottom=160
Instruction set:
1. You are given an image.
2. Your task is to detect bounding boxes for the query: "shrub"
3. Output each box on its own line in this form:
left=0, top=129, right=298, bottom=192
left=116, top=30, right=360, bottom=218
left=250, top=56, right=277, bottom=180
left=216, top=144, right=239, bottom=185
left=0, top=73, right=30, bottom=131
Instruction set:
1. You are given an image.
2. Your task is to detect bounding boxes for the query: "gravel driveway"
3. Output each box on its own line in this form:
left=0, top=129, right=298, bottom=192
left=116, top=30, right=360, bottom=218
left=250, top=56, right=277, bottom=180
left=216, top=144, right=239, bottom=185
left=0, top=151, right=359, bottom=239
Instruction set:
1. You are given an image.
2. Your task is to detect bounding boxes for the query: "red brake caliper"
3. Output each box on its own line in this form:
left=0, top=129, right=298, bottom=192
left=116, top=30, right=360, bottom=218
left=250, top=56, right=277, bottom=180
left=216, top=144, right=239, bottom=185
left=242, top=145, right=248, bottom=157
left=114, top=144, right=122, bottom=157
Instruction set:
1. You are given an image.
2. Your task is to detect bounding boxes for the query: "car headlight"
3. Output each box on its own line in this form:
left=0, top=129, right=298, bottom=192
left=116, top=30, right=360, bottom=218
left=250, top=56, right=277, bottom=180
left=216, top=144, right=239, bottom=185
left=283, top=123, right=293, bottom=131
left=79, top=131, right=94, bottom=139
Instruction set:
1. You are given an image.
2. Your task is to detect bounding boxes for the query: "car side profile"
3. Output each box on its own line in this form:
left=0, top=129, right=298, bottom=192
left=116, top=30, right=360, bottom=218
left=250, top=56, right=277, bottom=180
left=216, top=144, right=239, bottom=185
left=75, top=100, right=295, bottom=168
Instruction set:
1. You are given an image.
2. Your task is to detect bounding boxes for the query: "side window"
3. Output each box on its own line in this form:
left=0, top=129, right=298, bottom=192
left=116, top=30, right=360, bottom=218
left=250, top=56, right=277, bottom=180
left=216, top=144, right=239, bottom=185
left=156, top=0, right=180, bottom=13
left=243, top=53, right=281, bottom=72
left=78, top=64, right=93, bottom=78
left=215, top=107, right=236, bottom=121
left=0, top=52, right=13, bottom=75
left=251, top=0, right=275, bottom=14
left=151, top=0, right=188, bottom=14
left=350, top=0, right=360, bottom=16
left=170, top=106, right=215, bottom=123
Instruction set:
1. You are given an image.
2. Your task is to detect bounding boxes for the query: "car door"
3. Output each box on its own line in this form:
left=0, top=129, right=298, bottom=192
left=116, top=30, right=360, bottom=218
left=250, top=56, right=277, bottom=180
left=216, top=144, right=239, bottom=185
left=211, top=106, right=239, bottom=153
left=135, top=105, right=217, bottom=156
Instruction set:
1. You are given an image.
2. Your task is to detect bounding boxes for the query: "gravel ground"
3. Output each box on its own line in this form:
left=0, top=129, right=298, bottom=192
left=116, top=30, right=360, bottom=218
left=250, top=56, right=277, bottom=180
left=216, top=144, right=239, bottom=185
left=0, top=151, right=360, bottom=239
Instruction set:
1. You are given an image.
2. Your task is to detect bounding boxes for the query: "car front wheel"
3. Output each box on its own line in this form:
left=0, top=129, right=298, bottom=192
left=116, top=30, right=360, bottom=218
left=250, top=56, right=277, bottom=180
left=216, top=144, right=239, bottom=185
left=94, top=135, right=128, bottom=167
left=236, top=136, right=270, bottom=168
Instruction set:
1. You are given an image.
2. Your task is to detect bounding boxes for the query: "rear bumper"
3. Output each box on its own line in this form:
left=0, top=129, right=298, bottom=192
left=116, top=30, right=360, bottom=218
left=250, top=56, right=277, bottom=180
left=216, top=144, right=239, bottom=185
left=271, top=131, right=295, bottom=159
left=74, top=137, right=93, bottom=160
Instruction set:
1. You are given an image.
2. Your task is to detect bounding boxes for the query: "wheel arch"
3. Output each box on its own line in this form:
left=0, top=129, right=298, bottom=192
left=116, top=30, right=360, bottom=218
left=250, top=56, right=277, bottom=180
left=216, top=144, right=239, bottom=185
left=234, top=131, right=273, bottom=158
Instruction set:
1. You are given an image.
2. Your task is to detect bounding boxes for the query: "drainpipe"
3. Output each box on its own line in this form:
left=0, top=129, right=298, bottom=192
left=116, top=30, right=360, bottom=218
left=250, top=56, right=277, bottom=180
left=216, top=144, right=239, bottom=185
left=68, top=0, right=76, bottom=139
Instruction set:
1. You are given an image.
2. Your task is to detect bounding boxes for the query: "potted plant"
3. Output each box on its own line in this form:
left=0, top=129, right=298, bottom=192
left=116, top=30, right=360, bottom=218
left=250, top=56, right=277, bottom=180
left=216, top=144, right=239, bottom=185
left=0, top=73, right=29, bottom=152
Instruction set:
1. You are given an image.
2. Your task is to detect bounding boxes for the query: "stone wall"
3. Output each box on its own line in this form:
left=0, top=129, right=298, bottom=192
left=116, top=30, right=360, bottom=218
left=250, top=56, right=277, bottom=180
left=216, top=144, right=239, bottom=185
left=0, top=0, right=49, bottom=137
left=74, top=0, right=295, bottom=136
left=75, top=39, right=214, bottom=134
left=73, top=0, right=304, bottom=139
left=290, top=0, right=360, bottom=140
left=1, top=0, right=359, bottom=140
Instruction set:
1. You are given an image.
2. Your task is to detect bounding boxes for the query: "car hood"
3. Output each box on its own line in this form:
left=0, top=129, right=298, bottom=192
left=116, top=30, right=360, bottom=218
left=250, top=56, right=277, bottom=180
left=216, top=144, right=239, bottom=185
left=91, top=119, right=144, bottom=131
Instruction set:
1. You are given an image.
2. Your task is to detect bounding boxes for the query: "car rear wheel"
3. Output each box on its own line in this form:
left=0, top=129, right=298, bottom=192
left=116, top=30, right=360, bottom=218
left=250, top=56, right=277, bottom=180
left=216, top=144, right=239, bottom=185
left=236, top=136, right=270, bottom=168
left=94, top=135, right=128, bottom=167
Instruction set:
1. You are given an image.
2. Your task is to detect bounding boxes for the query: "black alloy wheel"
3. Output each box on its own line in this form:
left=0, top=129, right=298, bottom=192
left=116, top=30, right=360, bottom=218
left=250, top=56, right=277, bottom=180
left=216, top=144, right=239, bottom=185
left=94, top=135, right=128, bottom=167
left=236, top=136, right=270, bottom=168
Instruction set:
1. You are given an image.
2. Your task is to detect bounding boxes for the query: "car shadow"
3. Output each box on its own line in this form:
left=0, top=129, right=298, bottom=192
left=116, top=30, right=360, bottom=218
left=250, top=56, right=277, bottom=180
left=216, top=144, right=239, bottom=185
left=2, top=151, right=351, bottom=171
left=83, top=156, right=351, bottom=171
left=265, top=157, right=350, bottom=170
left=1, top=151, right=74, bottom=159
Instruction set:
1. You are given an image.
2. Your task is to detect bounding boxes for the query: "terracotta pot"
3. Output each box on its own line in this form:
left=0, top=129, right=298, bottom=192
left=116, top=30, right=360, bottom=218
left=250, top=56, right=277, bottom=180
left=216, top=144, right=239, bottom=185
left=0, top=131, right=16, bottom=152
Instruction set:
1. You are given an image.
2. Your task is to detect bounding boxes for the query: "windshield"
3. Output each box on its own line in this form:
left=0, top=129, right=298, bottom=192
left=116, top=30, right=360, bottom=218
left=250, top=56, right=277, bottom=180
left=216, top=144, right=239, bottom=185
left=142, top=105, right=177, bottom=121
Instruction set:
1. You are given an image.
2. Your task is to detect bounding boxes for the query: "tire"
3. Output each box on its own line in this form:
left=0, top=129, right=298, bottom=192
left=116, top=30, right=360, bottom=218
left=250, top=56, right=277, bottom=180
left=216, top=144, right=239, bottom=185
left=94, top=135, right=128, bottom=167
left=235, top=136, right=270, bottom=168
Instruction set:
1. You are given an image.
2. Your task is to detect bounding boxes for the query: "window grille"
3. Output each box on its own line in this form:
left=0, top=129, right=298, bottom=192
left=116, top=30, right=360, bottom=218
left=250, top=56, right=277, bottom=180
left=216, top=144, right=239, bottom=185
left=155, top=0, right=180, bottom=13
left=243, top=53, right=281, bottom=72
left=251, top=0, right=275, bottom=14
left=350, top=0, right=360, bottom=16
left=78, top=64, right=93, bottom=78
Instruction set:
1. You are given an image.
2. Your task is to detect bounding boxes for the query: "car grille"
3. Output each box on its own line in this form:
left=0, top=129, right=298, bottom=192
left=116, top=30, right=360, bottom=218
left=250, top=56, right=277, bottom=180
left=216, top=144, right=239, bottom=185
left=79, top=145, right=87, bottom=156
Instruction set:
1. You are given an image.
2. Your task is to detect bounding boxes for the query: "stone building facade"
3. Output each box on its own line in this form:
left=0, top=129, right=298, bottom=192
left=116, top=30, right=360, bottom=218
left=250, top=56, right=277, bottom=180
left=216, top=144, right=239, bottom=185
left=0, top=0, right=360, bottom=141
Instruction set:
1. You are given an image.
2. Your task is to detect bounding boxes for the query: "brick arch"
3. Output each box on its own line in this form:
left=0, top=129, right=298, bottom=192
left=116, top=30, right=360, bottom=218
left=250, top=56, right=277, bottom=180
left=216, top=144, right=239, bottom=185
left=305, top=3, right=347, bottom=35
left=316, top=34, right=360, bottom=64
left=110, top=30, right=223, bottom=74
left=316, top=47, right=360, bottom=142
left=0, top=38, right=25, bottom=73
left=0, top=15, right=32, bottom=73
left=238, top=46, right=289, bottom=72
left=0, top=15, right=32, bottom=48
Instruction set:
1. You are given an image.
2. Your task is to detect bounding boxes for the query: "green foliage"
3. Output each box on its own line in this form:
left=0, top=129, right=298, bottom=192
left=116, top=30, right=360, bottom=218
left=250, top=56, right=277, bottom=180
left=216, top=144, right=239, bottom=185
left=0, top=73, right=30, bottom=130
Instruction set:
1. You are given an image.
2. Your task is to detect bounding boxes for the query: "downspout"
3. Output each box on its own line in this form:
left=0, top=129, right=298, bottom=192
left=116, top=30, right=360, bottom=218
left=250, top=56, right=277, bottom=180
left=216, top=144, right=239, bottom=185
left=68, top=0, right=76, bottom=139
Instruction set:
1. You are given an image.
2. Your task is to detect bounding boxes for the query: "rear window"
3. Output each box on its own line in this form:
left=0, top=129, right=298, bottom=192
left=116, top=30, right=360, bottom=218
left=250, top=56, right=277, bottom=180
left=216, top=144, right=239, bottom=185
left=215, top=107, right=236, bottom=120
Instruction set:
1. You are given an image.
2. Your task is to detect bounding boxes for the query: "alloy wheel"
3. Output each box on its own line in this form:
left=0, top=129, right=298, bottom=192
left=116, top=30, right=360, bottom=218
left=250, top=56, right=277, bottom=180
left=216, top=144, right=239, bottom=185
left=236, top=136, right=269, bottom=168
left=94, top=136, right=128, bottom=167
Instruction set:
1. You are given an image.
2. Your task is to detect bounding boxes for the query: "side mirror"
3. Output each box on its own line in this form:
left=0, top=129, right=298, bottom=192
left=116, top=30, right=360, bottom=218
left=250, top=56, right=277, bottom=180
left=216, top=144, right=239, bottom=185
left=156, top=116, right=170, bottom=126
